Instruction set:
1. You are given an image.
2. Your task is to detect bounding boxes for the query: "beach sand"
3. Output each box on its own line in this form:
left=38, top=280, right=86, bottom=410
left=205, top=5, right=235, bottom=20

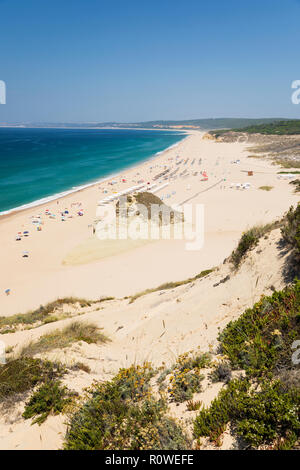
left=0, top=130, right=298, bottom=316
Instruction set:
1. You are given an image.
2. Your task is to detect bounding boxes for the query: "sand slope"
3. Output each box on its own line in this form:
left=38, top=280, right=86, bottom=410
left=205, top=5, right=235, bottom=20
left=0, top=227, right=293, bottom=449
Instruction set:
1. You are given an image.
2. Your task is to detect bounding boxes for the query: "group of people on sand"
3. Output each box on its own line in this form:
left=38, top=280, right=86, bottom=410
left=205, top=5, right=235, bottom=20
left=15, top=202, right=85, bottom=242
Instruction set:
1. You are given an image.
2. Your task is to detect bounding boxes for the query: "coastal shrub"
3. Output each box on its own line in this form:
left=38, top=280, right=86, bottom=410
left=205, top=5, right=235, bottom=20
left=194, top=379, right=249, bottom=442
left=20, top=321, right=109, bottom=357
left=281, top=204, right=300, bottom=260
left=230, top=222, right=282, bottom=269
left=194, top=379, right=300, bottom=449
left=167, top=352, right=211, bottom=403
left=23, top=380, right=73, bottom=425
left=210, top=362, right=232, bottom=383
left=289, top=180, right=300, bottom=192
left=230, top=227, right=260, bottom=267
left=0, top=358, right=64, bottom=402
left=64, top=363, right=191, bottom=450
left=194, top=282, right=300, bottom=449
left=218, top=281, right=300, bottom=375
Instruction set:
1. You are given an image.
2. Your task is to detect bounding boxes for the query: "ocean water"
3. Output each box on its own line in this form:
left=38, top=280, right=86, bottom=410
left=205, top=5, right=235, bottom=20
left=0, top=128, right=185, bottom=215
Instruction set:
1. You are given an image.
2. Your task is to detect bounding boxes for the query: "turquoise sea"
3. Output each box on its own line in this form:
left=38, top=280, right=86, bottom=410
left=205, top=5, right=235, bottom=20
left=0, top=128, right=185, bottom=215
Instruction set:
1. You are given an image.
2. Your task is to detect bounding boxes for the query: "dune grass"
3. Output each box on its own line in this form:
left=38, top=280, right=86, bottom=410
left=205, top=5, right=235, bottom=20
left=20, top=322, right=109, bottom=357
left=289, top=180, right=300, bottom=193
left=0, top=296, right=115, bottom=333
left=0, top=357, right=64, bottom=402
left=276, top=159, right=300, bottom=169
left=259, top=186, right=273, bottom=191
left=129, top=269, right=214, bottom=303
left=230, top=221, right=281, bottom=269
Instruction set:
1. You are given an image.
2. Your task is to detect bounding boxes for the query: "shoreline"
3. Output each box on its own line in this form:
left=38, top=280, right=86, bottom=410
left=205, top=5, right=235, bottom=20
left=0, top=131, right=298, bottom=317
left=0, top=129, right=191, bottom=220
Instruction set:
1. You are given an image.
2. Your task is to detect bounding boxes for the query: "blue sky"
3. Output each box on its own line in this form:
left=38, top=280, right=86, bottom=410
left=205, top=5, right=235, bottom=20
left=0, top=0, right=300, bottom=122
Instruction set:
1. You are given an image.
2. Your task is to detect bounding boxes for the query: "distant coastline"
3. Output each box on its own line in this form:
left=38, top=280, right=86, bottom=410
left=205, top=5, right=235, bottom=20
left=0, top=128, right=189, bottom=218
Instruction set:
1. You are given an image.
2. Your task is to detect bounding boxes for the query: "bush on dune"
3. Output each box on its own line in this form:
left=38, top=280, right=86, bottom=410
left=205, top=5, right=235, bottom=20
left=0, top=358, right=64, bottom=402
left=230, top=225, right=269, bottom=268
left=194, top=281, right=300, bottom=449
left=218, top=281, right=300, bottom=374
left=281, top=204, right=300, bottom=261
left=194, top=379, right=300, bottom=449
left=64, top=363, right=191, bottom=450
left=23, top=380, right=74, bottom=425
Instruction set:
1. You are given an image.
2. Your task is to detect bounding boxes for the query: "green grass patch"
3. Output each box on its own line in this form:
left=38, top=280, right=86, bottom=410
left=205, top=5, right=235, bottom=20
left=276, top=160, right=300, bottom=169
left=0, top=297, right=115, bottom=333
left=20, top=322, right=109, bottom=357
left=0, top=358, right=64, bottom=402
left=259, top=186, right=273, bottom=191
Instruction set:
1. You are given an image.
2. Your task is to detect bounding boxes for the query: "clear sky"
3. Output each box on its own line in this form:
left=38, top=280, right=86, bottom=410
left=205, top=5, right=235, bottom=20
left=1, top=0, right=300, bottom=123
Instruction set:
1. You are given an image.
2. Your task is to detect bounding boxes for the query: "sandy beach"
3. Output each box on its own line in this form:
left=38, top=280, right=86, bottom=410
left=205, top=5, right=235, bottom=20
left=0, top=130, right=298, bottom=317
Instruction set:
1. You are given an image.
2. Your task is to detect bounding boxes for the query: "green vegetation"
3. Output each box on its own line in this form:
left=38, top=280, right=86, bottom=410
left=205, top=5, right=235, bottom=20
left=210, top=362, right=232, bottom=384
left=186, top=399, right=202, bottom=411
left=290, top=180, right=300, bottom=193
left=64, top=364, right=191, bottom=450
left=276, top=160, right=300, bottom=169
left=133, top=118, right=284, bottom=130
left=194, top=281, right=300, bottom=449
left=0, top=297, right=92, bottom=333
left=20, top=322, right=109, bottom=357
left=166, top=352, right=211, bottom=403
left=231, top=120, right=300, bottom=135
left=230, top=222, right=280, bottom=268
left=129, top=269, right=214, bottom=303
left=0, top=297, right=115, bottom=334
left=0, top=357, right=64, bottom=402
left=219, top=281, right=300, bottom=375
left=259, top=186, right=273, bottom=191
left=194, top=379, right=299, bottom=449
left=281, top=204, right=300, bottom=261
left=23, top=380, right=74, bottom=425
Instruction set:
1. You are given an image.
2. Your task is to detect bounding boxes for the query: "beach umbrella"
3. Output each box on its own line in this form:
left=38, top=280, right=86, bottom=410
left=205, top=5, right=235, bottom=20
left=5, top=289, right=10, bottom=295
